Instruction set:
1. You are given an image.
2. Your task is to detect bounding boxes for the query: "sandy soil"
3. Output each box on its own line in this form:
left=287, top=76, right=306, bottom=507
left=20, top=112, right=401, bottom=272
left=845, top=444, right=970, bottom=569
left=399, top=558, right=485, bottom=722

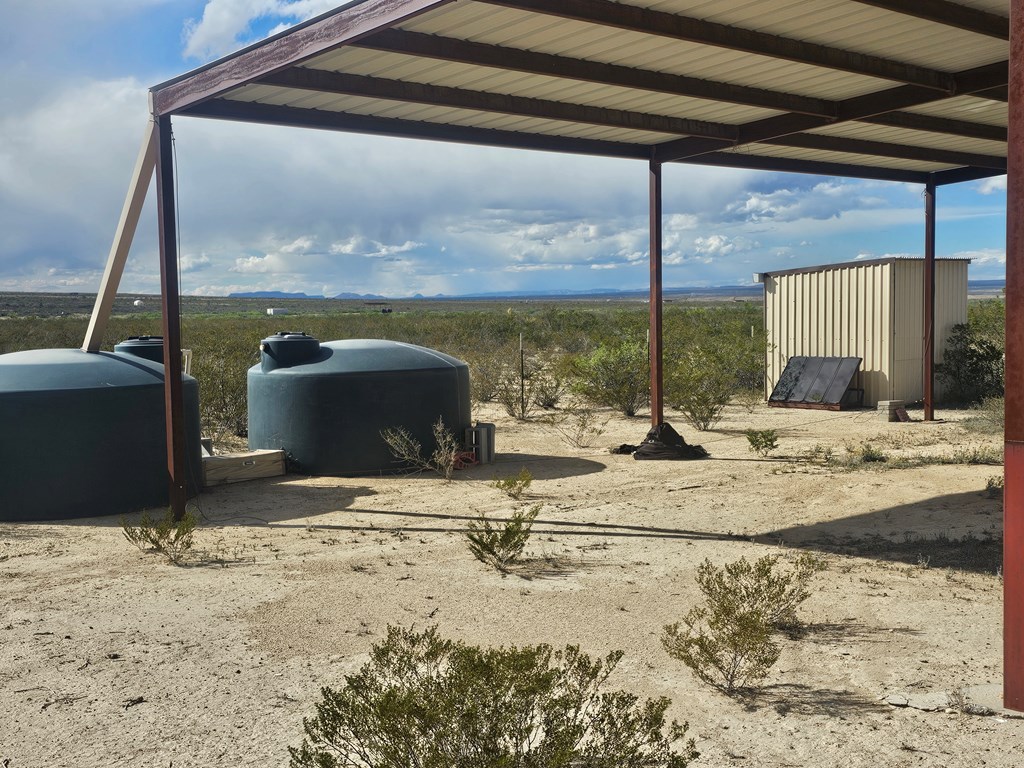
left=1, top=401, right=1019, bottom=767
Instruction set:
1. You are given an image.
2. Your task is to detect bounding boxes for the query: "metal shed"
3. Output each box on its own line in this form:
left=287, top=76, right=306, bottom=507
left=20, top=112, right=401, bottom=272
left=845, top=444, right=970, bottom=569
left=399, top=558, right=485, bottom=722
left=763, top=257, right=969, bottom=406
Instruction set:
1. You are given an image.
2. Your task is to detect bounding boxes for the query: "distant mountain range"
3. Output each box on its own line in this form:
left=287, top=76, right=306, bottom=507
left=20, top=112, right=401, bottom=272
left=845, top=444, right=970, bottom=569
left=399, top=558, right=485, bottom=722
left=228, top=291, right=326, bottom=299
left=226, top=280, right=1003, bottom=302
left=228, top=285, right=764, bottom=301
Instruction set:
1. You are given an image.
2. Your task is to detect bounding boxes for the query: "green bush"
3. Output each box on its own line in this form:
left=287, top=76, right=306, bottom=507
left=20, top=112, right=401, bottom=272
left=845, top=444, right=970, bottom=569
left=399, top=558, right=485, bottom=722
left=466, top=505, right=540, bottom=572
left=663, top=307, right=767, bottom=431
left=662, top=554, right=824, bottom=694
left=967, top=298, right=1004, bottom=350
left=492, top=468, right=533, bottom=500
left=937, top=323, right=1004, bottom=405
left=964, top=396, right=1004, bottom=435
left=571, top=340, right=649, bottom=416
left=744, top=428, right=779, bottom=457
left=545, top=401, right=609, bottom=448
left=122, top=507, right=198, bottom=566
left=380, top=417, right=461, bottom=481
left=290, top=626, right=698, bottom=768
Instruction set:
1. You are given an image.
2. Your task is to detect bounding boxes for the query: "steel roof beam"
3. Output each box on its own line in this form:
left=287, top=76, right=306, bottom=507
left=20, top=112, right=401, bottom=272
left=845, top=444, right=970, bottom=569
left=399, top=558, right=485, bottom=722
left=482, top=0, right=959, bottom=91
left=861, top=111, right=1007, bottom=142
left=765, top=132, right=1006, bottom=169
left=930, top=165, right=1007, bottom=185
left=688, top=151, right=929, bottom=183
left=654, top=60, right=1007, bottom=162
left=151, top=0, right=455, bottom=115
left=182, top=98, right=650, bottom=159
left=259, top=68, right=1005, bottom=168
left=258, top=68, right=739, bottom=140
left=355, top=29, right=837, bottom=117
left=183, top=98, right=932, bottom=183
left=849, top=0, right=1008, bottom=39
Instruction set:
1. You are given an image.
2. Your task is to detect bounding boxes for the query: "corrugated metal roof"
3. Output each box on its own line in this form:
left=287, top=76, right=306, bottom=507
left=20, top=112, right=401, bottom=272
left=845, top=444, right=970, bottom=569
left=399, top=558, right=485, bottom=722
left=151, top=0, right=1009, bottom=185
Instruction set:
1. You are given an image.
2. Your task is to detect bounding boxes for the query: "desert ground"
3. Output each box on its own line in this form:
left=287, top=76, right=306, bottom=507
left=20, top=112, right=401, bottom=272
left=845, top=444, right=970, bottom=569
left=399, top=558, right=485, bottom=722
left=1, top=400, right=1019, bottom=767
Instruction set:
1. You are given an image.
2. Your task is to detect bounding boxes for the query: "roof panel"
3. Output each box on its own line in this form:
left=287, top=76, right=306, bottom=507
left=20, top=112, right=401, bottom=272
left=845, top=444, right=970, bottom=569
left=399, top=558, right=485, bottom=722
left=162, top=0, right=1009, bottom=182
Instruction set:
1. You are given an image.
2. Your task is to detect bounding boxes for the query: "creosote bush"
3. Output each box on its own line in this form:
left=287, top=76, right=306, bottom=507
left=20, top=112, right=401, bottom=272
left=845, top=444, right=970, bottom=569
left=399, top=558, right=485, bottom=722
left=122, top=508, right=198, bottom=566
left=545, top=401, right=609, bottom=449
left=466, top=505, right=540, bottom=572
left=290, top=625, right=698, bottom=768
left=571, top=340, right=650, bottom=417
left=662, top=554, right=825, bottom=695
left=492, top=468, right=533, bottom=500
left=745, top=428, right=779, bottom=457
left=380, top=417, right=461, bottom=481
left=937, top=323, right=1004, bottom=405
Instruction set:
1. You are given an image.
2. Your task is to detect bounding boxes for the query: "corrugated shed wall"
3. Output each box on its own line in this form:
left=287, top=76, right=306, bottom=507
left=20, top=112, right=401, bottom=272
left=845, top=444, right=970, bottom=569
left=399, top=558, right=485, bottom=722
left=892, top=260, right=969, bottom=401
left=765, top=259, right=968, bottom=407
left=766, top=261, right=892, bottom=405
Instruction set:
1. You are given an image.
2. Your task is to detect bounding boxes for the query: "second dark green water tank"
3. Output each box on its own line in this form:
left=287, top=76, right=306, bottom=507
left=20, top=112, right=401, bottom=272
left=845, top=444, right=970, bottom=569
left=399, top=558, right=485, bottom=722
left=247, top=334, right=471, bottom=475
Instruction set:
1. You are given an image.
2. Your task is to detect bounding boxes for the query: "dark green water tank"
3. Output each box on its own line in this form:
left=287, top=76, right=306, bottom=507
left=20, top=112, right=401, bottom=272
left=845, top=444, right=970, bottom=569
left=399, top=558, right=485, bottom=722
left=113, top=335, right=165, bottom=363
left=0, top=347, right=202, bottom=521
left=248, top=335, right=471, bottom=475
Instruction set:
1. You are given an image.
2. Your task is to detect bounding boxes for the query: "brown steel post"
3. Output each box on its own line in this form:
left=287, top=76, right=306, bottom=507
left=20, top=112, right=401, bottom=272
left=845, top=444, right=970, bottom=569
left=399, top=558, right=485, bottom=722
left=155, top=115, right=188, bottom=522
left=649, top=156, right=664, bottom=426
left=1006, top=0, right=1024, bottom=713
left=923, top=177, right=936, bottom=421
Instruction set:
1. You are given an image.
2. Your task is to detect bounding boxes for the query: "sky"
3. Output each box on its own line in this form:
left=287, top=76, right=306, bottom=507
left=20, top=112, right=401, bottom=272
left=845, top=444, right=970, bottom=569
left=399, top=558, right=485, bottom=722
left=0, top=1, right=1008, bottom=299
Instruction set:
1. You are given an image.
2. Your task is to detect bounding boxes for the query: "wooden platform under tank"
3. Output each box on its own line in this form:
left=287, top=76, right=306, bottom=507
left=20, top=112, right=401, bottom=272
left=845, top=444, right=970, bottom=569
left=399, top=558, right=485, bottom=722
left=202, top=450, right=286, bottom=487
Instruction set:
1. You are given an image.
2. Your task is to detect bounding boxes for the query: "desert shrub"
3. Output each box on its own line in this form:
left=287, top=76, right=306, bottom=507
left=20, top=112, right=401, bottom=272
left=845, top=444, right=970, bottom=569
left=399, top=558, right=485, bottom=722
left=466, top=505, right=540, bottom=572
left=463, top=349, right=507, bottom=404
left=986, top=475, right=1004, bottom=499
left=545, top=401, right=609, bottom=449
left=937, top=323, right=1004, bottom=405
left=733, top=387, right=764, bottom=413
left=745, top=428, right=779, bottom=457
left=665, top=346, right=734, bottom=431
left=492, top=468, right=533, bottom=500
left=964, top=396, right=1005, bottom=435
left=857, top=443, right=888, bottom=463
left=967, top=298, right=1005, bottom=350
left=662, top=554, right=824, bottom=694
left=571, top=340, right=649, bottom=417
left=122, top=507, right=198, bottom=565
left=531, top=353, right=572, bottom=409
left=290, top=625, right=697, bottom=768
left=946, top=445, right=1003, bottom=465
left=381, top=417, right=461, bottom=481
left=663, top=306, right=767, bottom=431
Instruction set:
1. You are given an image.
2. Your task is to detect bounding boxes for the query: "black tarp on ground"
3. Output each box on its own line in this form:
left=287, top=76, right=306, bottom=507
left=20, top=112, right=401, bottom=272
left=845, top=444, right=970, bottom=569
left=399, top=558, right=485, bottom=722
left=633, top=422, right=708, bottom=460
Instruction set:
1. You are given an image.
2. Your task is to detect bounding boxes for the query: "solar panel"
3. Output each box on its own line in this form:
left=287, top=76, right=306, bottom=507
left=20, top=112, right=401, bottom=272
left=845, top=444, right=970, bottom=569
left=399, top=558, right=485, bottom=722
left=769, top=356, right=862, bottom=410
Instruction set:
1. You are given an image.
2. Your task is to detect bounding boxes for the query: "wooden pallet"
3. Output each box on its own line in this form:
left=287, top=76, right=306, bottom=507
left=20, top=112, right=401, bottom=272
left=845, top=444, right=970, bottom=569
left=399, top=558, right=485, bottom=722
left=202, top=449, right=286, bottom=487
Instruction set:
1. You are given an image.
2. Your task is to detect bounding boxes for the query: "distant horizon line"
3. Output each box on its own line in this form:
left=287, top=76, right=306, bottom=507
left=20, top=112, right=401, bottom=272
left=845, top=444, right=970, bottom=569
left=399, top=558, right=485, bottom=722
left=0, top=278, right=1006, bottom=303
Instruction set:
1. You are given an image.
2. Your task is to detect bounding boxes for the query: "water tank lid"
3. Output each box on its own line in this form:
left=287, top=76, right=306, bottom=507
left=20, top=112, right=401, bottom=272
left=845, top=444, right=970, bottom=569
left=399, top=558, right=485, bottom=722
left=0, top=348, right=179, bottom=393
left=250, top=338, right=467, bottom=375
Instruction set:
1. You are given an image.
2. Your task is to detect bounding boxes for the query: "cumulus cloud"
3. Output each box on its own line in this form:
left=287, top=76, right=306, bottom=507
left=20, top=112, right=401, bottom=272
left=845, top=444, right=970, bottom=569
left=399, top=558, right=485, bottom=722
left=183, top=0, right=341, bottom=60
left=693, top=234, right=757, bottom=257
left=952, top=247, right=1004, bottom=266
left=976, top=176, right=1007, bottom=195
left=724, top=180, right=888, bottom=223
left=180, top=254, right=212, bottom=272
left=330, top=237, right=423, bottom=259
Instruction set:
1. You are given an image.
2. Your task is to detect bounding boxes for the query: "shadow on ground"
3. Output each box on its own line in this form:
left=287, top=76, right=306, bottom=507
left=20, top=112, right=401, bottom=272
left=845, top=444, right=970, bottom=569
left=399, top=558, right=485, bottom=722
left=751, top=683, right=882, bottom=717
left=758, top=490, right=1002, bottom=574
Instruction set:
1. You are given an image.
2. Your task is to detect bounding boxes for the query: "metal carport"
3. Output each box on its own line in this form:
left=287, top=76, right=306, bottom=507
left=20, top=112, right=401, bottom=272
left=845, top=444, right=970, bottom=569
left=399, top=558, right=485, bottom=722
left=80, top=0, right=1018, bottom=707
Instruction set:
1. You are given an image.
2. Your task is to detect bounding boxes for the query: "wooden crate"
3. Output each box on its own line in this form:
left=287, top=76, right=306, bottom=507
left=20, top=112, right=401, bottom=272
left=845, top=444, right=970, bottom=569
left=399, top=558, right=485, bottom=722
left=202, top=449, right=286, bottom=487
